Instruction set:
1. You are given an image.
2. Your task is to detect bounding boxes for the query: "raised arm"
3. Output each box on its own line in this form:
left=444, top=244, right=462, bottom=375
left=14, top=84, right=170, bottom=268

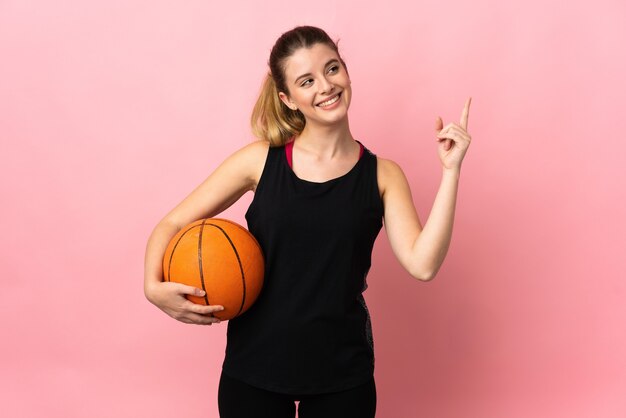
left=381, top=98, right=472, bottom=281
left=378, top=157, right=459, bottom=281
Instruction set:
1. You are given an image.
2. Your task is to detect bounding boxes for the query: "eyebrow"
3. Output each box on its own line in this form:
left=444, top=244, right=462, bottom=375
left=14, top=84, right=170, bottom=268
left=294, top=59, right=340, bottom=85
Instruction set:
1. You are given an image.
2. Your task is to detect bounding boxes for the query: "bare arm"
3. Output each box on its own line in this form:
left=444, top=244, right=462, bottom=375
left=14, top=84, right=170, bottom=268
left=379, top=158, right=460, bottom=281
left=143, top=139, right=269, bottom=323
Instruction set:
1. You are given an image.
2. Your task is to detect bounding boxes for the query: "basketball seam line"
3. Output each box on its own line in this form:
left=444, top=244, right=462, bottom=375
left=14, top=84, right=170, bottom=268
left=205, top=222, right=247, bottom=317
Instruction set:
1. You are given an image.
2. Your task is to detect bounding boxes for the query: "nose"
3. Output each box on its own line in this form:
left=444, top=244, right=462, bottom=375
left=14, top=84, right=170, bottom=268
left=318, top=76, right=335, bottom=95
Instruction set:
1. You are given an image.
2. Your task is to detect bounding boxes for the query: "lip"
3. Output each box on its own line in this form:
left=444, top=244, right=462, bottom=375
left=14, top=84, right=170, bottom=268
left=316, top=91, right=342, bottom=107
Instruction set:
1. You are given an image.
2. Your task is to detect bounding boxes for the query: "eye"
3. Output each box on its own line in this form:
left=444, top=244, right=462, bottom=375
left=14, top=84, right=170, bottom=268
left=328, top=65, right=339, bottom=73
left=301, top=79, right=313, bottom=87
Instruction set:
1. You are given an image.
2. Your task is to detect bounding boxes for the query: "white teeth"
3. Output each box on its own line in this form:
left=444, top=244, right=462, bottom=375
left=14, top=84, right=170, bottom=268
left=318, top=94, right=340, bottom=107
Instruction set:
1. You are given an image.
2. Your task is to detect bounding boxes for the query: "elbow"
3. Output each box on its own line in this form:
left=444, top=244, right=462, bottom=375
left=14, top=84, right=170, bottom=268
left=410, top=265, right=437, bottom=282
left=416, top=272, right=436, bottom=282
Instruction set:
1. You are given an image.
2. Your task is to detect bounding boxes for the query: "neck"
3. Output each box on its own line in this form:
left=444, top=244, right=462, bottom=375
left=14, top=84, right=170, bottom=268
left=294, top=116, right=355, bottom=160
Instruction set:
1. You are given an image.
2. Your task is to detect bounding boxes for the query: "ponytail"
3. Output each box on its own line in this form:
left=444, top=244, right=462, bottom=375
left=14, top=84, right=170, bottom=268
left=250, top=73, right=305, bottom=147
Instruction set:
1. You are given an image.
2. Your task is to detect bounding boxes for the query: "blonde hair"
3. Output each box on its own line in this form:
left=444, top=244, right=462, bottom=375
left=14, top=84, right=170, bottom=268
left=250, top=26, right=348, bottom=147
left=250, top=73, right=305, bottom=147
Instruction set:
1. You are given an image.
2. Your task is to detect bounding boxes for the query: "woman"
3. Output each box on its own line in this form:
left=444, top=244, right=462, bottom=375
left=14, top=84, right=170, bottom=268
left=144, top=25, right=471, bottom=418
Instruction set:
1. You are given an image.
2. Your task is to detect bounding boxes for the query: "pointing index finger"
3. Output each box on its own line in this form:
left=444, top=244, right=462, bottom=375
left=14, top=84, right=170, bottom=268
left=460, top=97, right=471, bottom=130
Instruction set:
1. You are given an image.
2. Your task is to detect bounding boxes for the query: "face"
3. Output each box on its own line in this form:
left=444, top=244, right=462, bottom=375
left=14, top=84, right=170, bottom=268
left=278, top=43, right=352, bottom=126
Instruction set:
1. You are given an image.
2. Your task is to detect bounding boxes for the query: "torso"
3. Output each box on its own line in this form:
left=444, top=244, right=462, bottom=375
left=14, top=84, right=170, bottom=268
left=224, top=139, right=383, bottom=394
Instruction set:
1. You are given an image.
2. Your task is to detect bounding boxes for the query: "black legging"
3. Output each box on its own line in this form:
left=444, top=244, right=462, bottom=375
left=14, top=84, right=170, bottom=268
left=218, top=370, right=377, bottom=418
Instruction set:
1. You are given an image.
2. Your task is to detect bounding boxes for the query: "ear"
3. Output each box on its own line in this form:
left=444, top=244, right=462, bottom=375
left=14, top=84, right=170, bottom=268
left=278, top=91, right=297, bottom=110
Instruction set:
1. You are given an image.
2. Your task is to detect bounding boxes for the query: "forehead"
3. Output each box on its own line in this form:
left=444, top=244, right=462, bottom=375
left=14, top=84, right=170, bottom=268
left=283, top=43, right=339, bottom=79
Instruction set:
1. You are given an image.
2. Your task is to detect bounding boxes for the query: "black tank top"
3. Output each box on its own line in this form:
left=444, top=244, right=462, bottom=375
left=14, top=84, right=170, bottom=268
left=221, top=139, right=384, bottom=395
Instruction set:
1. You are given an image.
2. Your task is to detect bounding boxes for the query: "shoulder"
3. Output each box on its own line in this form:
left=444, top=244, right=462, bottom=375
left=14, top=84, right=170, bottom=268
left=237, top=138, right=271, bottom=161
left=236, top=139, right=271, bottom=192
left=376, top=156, right=408, bottom=199
left=212, top=139, right=271, bottom=193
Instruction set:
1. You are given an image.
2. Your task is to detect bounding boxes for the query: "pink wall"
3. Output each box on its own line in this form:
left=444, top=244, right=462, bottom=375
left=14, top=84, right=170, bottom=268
left=2, top=1, right=625, bottom=417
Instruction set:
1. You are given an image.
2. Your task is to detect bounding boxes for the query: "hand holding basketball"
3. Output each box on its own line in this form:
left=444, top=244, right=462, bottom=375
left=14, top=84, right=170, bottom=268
left=147, top=281, right=225, bottom=325
left=162, top=218, right=265, bottom=321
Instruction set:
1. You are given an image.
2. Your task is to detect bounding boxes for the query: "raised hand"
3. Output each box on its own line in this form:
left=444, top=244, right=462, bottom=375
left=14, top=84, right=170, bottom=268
left=435, top=97, right=472, bottom=171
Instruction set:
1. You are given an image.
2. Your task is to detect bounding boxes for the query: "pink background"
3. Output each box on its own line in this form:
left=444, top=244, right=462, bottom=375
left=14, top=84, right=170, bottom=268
left=2, top=1, right=625, bottom=417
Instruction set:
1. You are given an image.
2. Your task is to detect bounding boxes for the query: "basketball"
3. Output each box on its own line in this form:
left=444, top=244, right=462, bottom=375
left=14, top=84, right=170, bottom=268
left=162, top=218, right=265, bottom=321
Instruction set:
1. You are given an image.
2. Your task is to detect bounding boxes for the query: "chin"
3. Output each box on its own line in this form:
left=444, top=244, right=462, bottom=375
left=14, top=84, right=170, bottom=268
left=320, top=113, right=349, bottom=126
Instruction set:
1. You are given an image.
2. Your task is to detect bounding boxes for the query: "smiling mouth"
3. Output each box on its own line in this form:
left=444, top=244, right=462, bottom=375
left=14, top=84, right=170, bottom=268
left=316, top=92, right=342, bottom=107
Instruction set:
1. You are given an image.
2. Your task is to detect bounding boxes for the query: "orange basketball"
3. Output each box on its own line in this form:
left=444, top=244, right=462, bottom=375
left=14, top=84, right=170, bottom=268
left=162, top=218, right=265, bottom=321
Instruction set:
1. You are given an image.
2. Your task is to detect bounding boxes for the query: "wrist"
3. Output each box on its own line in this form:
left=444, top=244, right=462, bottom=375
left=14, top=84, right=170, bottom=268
left=442, top=166, right=461, bottom=178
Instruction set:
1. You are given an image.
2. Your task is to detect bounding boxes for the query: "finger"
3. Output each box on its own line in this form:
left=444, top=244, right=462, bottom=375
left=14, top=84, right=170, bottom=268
left=179, top=284, right=206, bottom=297
left=436, top=119, right=455, bottom=142
left=437, top=130, right=470, bottom=146
left=437, top=124, right=469, bottom=139
left=190, top=303, right=225, bottom=315
left=441, top=122, right=466, bottom=133
left=185, top=312, right=221, bottom=325
left=436, top=126, right=457, bottom=139
left=460, top=97, right=471, bottom=131
left=435, top=116, right=443, bottom=132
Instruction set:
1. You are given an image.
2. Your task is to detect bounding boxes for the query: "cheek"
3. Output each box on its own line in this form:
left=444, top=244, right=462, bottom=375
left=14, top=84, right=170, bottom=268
left=297, top=91, right=313, bottom=103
